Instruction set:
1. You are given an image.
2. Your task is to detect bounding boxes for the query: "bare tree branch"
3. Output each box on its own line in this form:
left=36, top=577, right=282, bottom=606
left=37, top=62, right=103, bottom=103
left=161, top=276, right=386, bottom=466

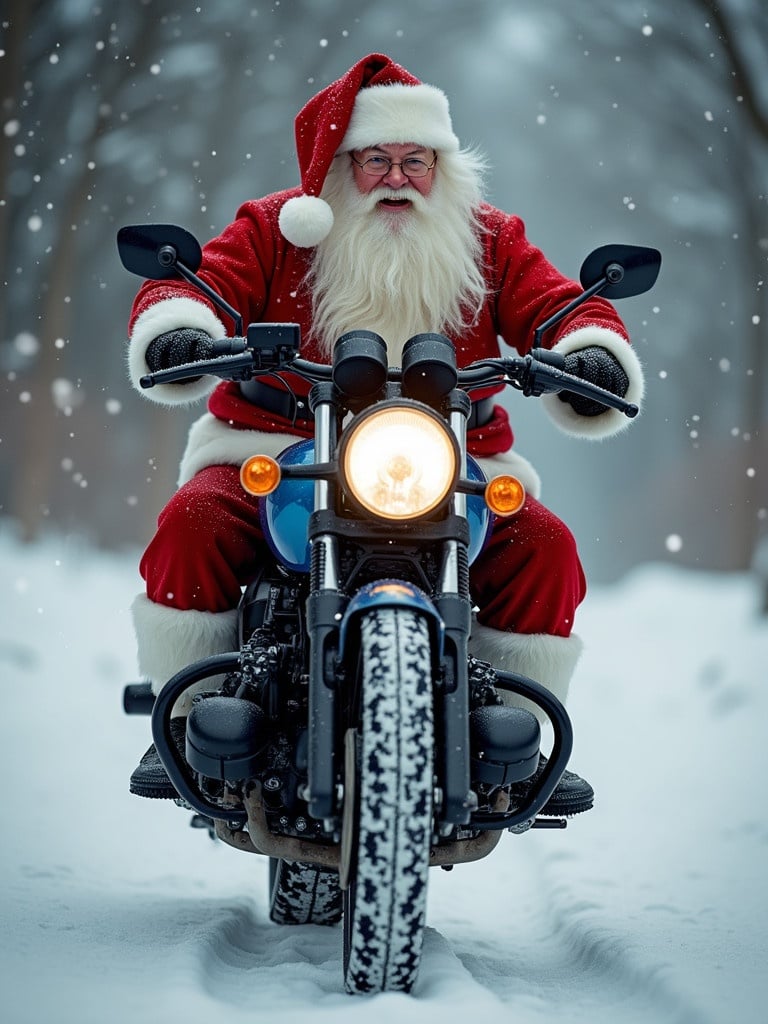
left=698, top=0, right=768, bottom=140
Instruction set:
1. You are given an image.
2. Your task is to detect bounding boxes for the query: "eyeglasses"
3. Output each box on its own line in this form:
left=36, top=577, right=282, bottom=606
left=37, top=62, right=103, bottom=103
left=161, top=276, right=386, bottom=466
left=350, top=153, right=437, bottom=179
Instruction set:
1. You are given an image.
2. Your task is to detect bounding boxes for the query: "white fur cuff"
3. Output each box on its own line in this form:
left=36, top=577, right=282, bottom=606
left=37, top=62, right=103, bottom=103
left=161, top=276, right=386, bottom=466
left=540, top=326, right=645, bottom=440
left=127, top=296, right=227, bottom=407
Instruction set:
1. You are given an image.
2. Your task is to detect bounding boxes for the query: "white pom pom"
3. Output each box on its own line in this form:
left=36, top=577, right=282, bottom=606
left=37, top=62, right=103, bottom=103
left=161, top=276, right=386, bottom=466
left=278, top=195, right=334, bottom=247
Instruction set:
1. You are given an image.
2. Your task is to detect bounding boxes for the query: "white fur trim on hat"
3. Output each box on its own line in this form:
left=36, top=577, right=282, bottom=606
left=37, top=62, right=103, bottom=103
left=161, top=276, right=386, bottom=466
left=278, top=194, right=335, bottom=248
left=540, top=326, right=645, bottom=440
left=178, top=411, right=305, bottom=486
left=340, top=83, right=460, bottom=153
left=127, top=296, right=227, bottom=406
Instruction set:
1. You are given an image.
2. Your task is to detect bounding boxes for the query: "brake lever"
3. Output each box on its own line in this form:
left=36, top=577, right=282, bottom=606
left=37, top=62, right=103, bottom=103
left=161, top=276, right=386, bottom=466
left=505, top=354, right=638, bottom=418
left=139, top=351, right=257, bottom=389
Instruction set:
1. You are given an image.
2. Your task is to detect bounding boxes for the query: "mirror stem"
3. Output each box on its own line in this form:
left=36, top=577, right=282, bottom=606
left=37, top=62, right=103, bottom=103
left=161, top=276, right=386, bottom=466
left=173, top=259, right=244, bottom=337
left=532, top=276, right=607, bottom=348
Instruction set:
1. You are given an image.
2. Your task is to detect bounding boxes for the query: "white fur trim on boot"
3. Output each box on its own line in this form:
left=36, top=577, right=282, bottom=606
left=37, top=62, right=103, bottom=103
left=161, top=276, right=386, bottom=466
left=540, top=326, right=645, bottom=440
left=468, top=620, right=583, bottom=725
left=131, top=594, right=238, bottom=715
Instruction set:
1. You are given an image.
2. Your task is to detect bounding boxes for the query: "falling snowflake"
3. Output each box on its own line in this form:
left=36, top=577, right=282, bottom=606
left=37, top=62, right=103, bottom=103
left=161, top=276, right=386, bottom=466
left=14, top=332, right=39, bottom=356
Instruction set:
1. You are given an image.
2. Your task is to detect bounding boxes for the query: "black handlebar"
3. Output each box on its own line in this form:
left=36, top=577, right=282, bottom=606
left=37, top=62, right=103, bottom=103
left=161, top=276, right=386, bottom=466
left=139, top=336, right=638, bottom=419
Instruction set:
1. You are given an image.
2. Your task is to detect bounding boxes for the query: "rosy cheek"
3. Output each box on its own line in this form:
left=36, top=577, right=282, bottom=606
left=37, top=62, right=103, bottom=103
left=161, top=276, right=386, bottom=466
left=352, top=169, right=375, bottom=195
left=416, top=174, right=433, bottom=197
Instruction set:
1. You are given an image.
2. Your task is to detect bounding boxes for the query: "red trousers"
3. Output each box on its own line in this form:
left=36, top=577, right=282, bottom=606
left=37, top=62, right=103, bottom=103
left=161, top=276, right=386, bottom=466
left=141, top=464, right=585, bottom=637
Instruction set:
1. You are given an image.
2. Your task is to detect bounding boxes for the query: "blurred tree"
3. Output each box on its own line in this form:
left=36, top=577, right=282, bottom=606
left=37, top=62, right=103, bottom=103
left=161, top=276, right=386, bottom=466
left=698, top=0, right=768, bottom=567
left=10, top=10, right=165, bottom=539
left=0, top=3, right=36, bottom=338
left=478, top=0, right=768, bottom=576
left=2, top=3, right=168, bottom=539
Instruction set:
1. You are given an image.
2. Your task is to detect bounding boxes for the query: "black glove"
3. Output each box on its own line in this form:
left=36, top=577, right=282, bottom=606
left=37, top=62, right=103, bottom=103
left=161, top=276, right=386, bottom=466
left=145, top=328, right=215, bottom=374
left=559, top=346, right=629, bottom=417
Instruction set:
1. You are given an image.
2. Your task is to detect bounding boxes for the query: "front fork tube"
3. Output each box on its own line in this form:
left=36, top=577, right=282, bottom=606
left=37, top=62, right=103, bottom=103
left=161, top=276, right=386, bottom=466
left=306, top=583, right=345, bottom=824
left=306, top=393, right=343, bottom=825
left=435, top=574, right=474, bottom=827
left=435, top=401, right=475, bottom=827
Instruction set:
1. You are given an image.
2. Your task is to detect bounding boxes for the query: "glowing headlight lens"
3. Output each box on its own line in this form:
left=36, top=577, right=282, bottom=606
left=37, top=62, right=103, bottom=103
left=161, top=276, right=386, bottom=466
left=341, top=405, right=458, bottom=520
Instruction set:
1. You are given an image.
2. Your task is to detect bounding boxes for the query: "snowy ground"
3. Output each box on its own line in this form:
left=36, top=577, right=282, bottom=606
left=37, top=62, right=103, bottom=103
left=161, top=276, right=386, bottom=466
left=1, top=524, right=767, bottom=1024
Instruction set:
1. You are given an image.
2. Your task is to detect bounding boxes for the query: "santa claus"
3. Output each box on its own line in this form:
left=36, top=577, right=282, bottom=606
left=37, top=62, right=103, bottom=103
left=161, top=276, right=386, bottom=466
left=126, top=54, right=643, bottom=811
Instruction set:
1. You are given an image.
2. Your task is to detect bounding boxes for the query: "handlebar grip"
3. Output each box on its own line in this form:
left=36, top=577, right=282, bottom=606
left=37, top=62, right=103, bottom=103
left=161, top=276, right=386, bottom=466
left=209, top=337, right=248, bottom=356
left=530, top=347, right=565, bottom=370
left=521, top=353, right=638, bottom=418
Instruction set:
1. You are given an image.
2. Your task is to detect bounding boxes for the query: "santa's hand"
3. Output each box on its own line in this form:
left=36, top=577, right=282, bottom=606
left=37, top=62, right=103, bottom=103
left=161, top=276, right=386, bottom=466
left=559, top=346, right=630, bottom=417
left=145, top=328, right=215, bottom=374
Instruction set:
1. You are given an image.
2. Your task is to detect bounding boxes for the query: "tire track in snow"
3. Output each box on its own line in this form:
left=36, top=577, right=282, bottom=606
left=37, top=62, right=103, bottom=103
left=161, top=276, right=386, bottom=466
left=179, top=876, right=505, bottom=1018
left=190, top=899, right=508, bottom=1020
left=191, top=895, right=347, bottom=1005
left=429, top=838, right=717, bottom=1024
left=151, top=838, right=711, bottom=1021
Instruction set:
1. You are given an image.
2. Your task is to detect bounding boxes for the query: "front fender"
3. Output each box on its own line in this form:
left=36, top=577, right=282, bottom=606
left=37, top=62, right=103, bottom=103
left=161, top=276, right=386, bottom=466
left=338, top=580, right=444, bottom=667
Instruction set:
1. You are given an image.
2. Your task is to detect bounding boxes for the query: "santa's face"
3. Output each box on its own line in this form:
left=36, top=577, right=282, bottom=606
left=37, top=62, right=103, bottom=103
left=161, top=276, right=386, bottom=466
left=350, top=143, right=436, bottom=215
left=311, top=145, right=486, bottom=361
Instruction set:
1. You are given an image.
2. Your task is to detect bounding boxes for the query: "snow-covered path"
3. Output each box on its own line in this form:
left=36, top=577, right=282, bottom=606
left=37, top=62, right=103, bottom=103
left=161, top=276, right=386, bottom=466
left=2, top=528, right=766, bottom=1023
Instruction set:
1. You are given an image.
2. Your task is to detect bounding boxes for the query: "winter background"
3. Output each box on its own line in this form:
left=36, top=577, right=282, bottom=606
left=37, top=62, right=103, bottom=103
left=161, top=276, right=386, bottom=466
left=1, top=2, right=768, bottom=1022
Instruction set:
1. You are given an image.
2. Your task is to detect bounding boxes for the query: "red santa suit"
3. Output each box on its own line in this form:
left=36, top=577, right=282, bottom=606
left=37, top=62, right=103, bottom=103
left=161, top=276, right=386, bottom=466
left=125, top=54, right=644, bottom=712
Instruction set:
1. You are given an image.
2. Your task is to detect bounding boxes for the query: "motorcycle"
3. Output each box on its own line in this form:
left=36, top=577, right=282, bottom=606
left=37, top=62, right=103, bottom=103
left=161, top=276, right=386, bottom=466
left=118, top=223, right=660, bottom=995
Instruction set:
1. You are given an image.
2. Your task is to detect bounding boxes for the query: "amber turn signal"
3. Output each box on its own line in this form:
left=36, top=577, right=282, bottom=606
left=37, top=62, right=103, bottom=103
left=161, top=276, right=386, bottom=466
left=240, top=455, right=281, bottom=496
left=485, top=474, right=526, bottom=516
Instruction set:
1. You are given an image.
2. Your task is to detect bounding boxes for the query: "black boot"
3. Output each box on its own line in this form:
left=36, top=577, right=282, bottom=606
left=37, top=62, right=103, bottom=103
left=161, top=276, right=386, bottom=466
left=508, top=754, right=594, bottom=816
left=129, top=718, right=186, bottom=799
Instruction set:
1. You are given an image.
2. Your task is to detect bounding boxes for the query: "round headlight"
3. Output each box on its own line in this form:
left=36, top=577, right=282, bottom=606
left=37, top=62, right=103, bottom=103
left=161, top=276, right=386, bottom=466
left=340, top=402, right=459, bottom=521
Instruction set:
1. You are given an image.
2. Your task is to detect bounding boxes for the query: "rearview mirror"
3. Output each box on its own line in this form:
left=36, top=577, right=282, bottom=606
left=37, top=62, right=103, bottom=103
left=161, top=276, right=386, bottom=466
left=533, top=243, right=662, bottom=346
left=117, top=223, right=203, bottom=280
left=579, top=243, right=661, bottom=299
left=116, top=223, right=243, bottom=336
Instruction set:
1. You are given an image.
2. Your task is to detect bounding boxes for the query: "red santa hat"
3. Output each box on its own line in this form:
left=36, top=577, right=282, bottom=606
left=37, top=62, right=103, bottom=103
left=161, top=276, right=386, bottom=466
left=278, top=53, right=460, bottom=248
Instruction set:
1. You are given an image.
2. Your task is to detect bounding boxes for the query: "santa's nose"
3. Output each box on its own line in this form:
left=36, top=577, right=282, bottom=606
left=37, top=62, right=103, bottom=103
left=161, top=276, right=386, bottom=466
left=382, top=164, right=408, bottom=186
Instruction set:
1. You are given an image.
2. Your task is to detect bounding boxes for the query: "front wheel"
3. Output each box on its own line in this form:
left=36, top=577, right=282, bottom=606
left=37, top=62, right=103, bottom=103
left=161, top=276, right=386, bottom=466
left=343, top=607, right=435, bottom=995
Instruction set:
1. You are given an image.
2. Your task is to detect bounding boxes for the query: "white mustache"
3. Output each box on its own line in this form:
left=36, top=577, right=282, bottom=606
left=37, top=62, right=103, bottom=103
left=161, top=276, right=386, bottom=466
left=362, top=187, right=425, bottom=212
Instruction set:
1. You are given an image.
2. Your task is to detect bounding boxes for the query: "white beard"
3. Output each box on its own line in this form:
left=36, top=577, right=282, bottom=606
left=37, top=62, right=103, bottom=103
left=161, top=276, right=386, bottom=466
left=307, top=151, right=488, bottom=365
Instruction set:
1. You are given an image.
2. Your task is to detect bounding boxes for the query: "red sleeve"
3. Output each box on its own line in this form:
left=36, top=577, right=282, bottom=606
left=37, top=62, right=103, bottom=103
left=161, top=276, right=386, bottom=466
left=485, top=209, right=629, bottom=355
left=128, top=191, right=296, bottom=336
